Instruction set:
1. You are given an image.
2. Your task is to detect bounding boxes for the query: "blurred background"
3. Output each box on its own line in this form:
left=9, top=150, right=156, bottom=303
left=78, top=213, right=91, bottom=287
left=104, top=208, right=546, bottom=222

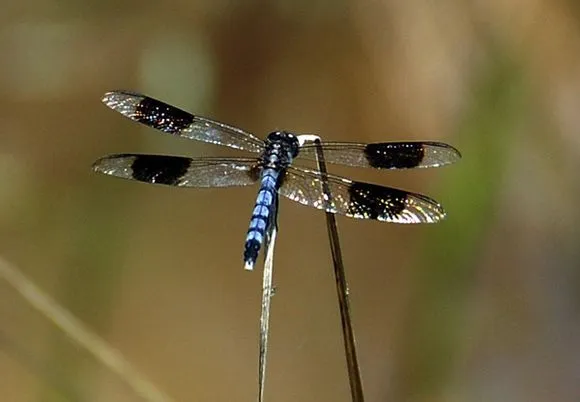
left=0, top=1, right=579, bottom=401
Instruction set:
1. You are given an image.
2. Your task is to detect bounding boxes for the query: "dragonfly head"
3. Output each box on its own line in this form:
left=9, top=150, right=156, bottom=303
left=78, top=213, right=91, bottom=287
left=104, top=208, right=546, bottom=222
left=266, top=131, right=300, bottom=159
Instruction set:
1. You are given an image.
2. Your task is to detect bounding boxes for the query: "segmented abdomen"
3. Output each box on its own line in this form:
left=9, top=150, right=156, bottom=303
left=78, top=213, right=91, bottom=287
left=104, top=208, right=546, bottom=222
left=243, top=169, right=279, bottom=270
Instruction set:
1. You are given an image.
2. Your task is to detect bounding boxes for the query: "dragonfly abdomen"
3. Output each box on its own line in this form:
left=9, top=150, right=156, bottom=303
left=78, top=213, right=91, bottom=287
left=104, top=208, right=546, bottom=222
left=244, top=168, right=280, bottom=270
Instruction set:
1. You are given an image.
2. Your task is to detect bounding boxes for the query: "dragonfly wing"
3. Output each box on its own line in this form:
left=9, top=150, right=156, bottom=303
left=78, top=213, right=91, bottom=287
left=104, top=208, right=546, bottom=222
left=278, top=166, right=446, bottom=223
left=102, top=91, right=265, bottom=153
left=93, top=155, right=260, bottom=187
left=297, top=141, right=461, bottom=169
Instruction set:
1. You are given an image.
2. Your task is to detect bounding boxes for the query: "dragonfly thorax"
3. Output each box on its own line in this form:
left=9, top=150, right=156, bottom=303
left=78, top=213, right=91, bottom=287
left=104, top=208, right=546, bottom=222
left=262, top=131, right=300, bottom=169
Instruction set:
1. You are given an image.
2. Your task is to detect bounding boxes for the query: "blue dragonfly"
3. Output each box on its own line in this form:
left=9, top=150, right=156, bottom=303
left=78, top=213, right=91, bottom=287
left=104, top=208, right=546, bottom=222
left=93, top=91, right=460, bottom=270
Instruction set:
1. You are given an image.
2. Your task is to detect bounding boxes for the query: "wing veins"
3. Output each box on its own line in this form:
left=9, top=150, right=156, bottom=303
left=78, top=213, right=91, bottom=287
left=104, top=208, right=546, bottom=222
left=297, top=141, right=461, bottom=169
left=102, top=91, right=265, bottom=153
left=279, top=166, right=446, bottom=223
left=93, top=154, right=260, bottom=188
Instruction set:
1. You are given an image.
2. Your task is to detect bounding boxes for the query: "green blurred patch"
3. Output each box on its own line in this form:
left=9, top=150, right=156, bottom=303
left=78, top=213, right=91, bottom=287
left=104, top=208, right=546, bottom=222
left=393, top=50, right=530, bottom=401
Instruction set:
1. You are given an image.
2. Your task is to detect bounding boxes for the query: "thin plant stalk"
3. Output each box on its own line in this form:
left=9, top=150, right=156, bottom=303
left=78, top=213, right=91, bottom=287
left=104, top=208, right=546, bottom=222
left=0, top=257, right=174, bottom=402
left=313, top=138, right=364, bottom=402
left=257, top=220, right=278, bottom=402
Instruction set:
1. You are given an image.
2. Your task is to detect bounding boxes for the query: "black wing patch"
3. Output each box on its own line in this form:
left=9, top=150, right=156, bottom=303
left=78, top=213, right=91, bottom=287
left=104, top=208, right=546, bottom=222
left=102, top=91, right=265, bottom=153
left=278, top=166, right=446, bottom=223
left=133, top=96, right=194, bottom=134
left=297, top=141, right=460, bottom=169
left=131, top=154, right=191, bottom=185
left=93, top=155, right=260, bottom=187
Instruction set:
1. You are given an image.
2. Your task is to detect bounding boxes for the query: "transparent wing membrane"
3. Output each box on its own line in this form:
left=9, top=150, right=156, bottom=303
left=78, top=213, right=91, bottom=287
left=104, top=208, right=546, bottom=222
left=102, top=91, right=265, bottom=153
left=279, top=166, right=446, bottom=223
left=93, top=155, right=260, bottom=187
left=297, top=141, right=460, bottom=169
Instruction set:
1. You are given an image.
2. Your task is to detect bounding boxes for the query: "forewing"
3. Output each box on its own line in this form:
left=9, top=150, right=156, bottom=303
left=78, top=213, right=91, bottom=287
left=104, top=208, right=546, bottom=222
left=297, top=141, right=460, bottom=169
left=93, top=155, right=260, bottom=187
left=102, top=91, right=265, bottom=153
left=279, top=166, right=446, bottom=223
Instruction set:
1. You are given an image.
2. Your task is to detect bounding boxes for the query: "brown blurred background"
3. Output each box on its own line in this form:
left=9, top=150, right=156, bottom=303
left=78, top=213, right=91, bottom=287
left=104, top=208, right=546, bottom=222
left=1, top=1, right=579, bottom=401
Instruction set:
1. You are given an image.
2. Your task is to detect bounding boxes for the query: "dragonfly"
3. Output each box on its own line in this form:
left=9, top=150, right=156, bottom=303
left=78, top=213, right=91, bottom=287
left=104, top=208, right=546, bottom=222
left=93, top=91, right=461, bottom=270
